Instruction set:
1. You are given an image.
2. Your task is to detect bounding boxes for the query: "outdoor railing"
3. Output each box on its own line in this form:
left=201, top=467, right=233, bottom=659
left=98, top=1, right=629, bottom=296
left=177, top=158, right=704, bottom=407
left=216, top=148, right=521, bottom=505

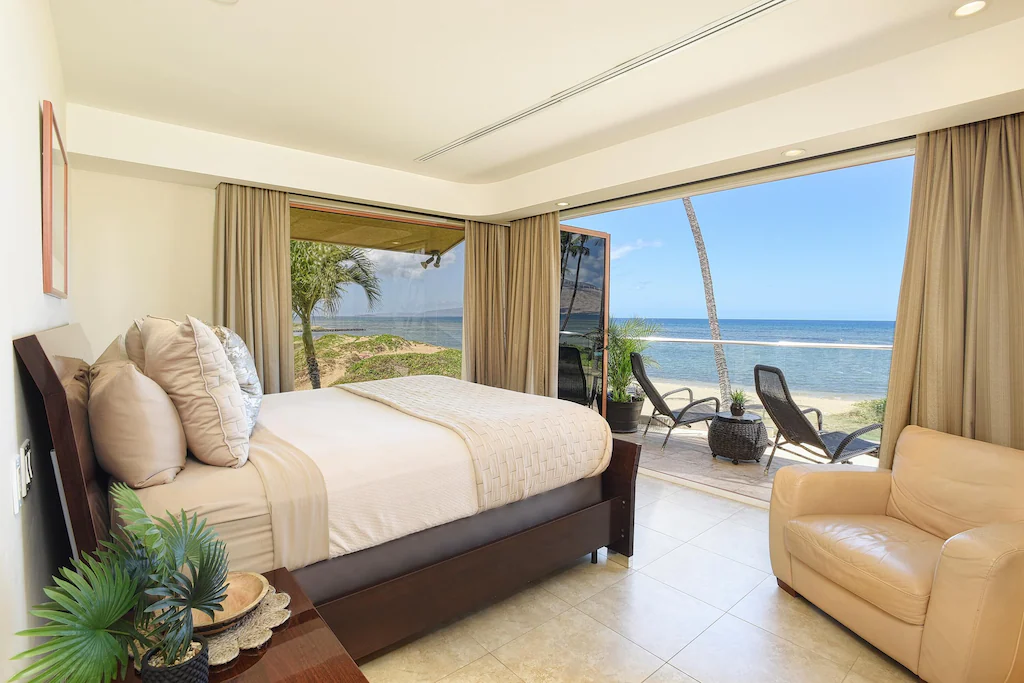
left=559, top=330, right=892, bottom=351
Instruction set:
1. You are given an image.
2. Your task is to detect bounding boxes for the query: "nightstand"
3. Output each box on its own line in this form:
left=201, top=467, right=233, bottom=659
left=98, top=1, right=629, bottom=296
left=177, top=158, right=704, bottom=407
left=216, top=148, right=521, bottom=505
left=126, top=568, right=368, bottom=682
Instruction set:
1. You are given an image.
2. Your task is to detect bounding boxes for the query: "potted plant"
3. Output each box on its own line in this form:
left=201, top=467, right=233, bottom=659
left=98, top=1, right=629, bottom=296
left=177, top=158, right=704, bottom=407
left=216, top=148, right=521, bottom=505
left=605, top=317, right=662, bottom=433
left=12, top=484, right=229, bottom=683
left=729, top=389, right=747, bottom=416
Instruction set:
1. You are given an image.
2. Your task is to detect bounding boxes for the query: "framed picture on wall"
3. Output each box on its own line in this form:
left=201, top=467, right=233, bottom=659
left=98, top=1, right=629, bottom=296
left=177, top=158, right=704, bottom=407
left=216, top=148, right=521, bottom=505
left=42, top=100, right=68, bottom=298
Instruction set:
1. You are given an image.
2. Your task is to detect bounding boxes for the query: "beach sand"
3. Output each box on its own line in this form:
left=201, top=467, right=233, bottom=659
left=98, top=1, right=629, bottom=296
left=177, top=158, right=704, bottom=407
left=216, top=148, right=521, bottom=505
left=643, top=377, right=866, bottom=417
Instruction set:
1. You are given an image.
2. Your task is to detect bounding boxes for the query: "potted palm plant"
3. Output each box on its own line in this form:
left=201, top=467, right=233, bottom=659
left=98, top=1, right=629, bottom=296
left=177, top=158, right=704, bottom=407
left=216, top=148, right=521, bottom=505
left=11, top=484, right=229, bottom=683
left=605, top=317, right=662, bottom=433
left=729, top=389, right=747, bottom=416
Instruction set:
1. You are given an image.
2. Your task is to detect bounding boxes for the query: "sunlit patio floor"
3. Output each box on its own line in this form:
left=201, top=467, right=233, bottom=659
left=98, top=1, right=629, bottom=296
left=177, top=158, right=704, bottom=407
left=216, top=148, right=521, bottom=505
left=618, top=417, right=879, bottom=504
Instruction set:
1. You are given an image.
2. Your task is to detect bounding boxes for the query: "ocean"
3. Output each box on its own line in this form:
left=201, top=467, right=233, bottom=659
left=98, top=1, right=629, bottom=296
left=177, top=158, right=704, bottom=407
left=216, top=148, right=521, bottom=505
left=311, top=317, right=894, bottom=400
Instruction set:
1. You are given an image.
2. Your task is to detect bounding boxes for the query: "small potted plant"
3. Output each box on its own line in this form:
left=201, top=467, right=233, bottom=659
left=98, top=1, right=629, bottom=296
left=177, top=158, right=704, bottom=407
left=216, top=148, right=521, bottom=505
left=605, top=317, right=662, bottom=433
left=729, top=389, right=747, bottom=417
left=12, top=484, right=229, bottom=683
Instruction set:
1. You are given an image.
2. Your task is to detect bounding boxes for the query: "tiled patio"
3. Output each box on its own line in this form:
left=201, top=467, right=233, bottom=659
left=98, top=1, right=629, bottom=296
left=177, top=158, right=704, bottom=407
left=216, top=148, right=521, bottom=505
left=620, top=417, right=879, bottom=504
left=360, top=473, right=917, bottom=683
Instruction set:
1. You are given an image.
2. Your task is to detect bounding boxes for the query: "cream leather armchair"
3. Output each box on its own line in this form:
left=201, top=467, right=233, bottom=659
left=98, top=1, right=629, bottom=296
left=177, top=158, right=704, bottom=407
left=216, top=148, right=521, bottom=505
left=769, top=426, right=1024, bottom=683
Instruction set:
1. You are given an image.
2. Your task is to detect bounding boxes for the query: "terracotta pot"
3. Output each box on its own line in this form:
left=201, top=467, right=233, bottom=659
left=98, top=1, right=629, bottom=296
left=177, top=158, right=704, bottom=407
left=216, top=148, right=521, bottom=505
left=607, top=398, right=643, bottom=433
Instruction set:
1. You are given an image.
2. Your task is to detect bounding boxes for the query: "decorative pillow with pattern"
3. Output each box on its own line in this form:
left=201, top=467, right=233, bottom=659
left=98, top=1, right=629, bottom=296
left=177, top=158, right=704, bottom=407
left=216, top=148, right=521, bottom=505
left=142, top=315, right=250, bottom=468
left=212, top=325, right=262, bottom=435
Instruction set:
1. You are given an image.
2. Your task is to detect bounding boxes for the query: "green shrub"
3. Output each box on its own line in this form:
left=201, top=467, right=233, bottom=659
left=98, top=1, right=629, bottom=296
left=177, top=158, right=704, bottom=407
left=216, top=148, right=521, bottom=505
left=335, top=349, right=462, bottom=384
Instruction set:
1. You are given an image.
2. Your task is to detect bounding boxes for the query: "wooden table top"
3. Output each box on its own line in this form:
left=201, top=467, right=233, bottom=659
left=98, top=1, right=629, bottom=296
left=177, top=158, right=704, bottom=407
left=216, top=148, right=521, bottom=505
left=125, top=568, right=368, bottom=683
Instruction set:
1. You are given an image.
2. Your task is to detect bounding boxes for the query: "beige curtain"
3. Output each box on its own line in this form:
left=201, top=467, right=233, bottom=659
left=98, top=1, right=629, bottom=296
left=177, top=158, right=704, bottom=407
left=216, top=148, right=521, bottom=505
left=880, top=113, right=1024, bottom=468
left=462, top=221, right=510, bottom=388
left=506, top=212, right=560, bottom=397
left=214, top=184, right=294, bottom=393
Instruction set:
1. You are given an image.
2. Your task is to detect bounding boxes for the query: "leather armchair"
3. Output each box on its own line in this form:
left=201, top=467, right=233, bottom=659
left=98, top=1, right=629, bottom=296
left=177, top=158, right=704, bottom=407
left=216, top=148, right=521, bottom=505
left=769, top=426, right=1024, bottom=683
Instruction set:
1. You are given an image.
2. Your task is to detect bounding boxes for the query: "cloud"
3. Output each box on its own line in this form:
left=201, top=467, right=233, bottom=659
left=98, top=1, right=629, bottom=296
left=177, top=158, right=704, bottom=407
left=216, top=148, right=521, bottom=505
left=610, top=239, right=662, bottom=261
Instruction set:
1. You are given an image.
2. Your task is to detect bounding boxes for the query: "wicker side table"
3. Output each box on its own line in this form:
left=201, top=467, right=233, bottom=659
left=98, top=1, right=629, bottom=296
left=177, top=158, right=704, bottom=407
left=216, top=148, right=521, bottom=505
left=708, top=412, right=769, bottom=464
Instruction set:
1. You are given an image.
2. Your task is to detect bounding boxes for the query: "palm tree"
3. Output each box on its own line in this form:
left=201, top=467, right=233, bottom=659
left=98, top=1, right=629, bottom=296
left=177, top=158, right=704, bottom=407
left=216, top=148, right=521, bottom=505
left=682, top=197, right=731, bottom=402
left=291, top=240, right=381, bottom=389
left=561, top=234, right=591, bottom=331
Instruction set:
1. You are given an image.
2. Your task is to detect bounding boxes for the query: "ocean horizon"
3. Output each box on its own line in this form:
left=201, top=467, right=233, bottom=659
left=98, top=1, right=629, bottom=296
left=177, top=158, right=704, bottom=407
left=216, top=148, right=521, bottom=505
left=311, top=316, right=895, bottom=399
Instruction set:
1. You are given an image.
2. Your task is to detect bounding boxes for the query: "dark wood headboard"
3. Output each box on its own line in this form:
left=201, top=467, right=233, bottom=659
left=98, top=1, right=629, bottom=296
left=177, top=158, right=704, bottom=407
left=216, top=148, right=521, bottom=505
left=14, top=324, right=108, bottom=561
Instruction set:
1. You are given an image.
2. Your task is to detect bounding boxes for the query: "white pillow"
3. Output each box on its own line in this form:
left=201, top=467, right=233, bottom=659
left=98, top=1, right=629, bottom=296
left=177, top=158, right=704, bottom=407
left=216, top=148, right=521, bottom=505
left=212, top=325, right=263, bottom=435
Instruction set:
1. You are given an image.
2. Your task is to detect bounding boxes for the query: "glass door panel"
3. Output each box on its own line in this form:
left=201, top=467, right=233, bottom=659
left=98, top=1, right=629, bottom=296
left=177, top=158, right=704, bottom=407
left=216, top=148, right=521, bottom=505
left=558, top=226, right=609, bottom=414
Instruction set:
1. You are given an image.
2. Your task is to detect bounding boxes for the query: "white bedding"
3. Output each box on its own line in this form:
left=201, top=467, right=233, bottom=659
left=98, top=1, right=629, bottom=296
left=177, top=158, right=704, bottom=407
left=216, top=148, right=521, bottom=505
left=256, top=388, right=479, bottom=557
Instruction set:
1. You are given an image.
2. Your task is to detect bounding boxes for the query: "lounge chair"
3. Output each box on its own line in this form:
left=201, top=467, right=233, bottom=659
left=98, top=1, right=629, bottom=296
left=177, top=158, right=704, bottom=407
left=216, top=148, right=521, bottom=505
left=754, top=364, right=882, bottom=473
left=630, top=353, right=720, bottom=447
left=558, top=345, right=595, bottom=407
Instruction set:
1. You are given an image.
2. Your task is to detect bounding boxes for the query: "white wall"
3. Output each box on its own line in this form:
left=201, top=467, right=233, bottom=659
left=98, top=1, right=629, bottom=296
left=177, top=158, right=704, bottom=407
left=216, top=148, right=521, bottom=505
left=0, top=1, right=72, bottom=675
left=71, top=169, right=217, bottom=351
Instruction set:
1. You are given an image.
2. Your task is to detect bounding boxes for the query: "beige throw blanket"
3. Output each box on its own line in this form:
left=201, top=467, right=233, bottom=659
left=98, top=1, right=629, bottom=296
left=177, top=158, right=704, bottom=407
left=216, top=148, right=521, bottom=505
left=338, top=375, right=613, bottom=510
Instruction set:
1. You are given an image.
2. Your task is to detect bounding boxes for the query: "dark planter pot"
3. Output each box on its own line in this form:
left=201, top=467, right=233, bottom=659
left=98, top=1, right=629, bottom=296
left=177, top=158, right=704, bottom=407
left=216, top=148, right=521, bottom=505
left=141, top=636, right=209, bottom=683
left=607, top=398, right=644, bottom=433
left=730, top=402, right=745, bottom=417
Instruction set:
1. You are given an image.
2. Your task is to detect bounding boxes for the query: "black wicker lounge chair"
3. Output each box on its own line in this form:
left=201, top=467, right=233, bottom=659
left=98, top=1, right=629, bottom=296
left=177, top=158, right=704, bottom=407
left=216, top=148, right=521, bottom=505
left=754, top=364, right=882, bottom=473
left=631, top=353, right=720, bottom=447
left=558, top=345, right=595, bottom=407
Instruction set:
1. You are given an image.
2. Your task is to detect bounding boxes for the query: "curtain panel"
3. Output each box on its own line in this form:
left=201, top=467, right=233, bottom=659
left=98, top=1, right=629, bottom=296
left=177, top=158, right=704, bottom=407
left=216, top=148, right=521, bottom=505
left=462, top=221, right=509, bottom=388
left=506, top=212, right=560, bottom=398
left=214, top=183, right=295, bottom=393
left=462, top=212, right=560, bottom=397
left=880, top=113, right=1024, bottom=468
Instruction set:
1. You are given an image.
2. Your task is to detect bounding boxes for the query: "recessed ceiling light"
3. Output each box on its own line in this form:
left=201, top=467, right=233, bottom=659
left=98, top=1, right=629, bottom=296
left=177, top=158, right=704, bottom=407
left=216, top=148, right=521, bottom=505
left=782, top=148, right=806, bottom=158
left=952, top=1, right=986, bottom=17
left=556, top=201, right=570, bottom=207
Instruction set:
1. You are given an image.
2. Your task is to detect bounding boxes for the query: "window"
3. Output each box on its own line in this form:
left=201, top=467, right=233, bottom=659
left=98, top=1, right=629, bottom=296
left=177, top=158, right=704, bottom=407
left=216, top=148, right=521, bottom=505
left=290, top=205, right=465, bottom=390
left=563, top=155, right=915, bottom=439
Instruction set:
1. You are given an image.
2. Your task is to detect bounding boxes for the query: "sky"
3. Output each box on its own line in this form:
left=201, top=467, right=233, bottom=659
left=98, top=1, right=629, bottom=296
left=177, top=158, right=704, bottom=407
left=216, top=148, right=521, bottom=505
left=331, top=155, right=914, bottom=321
left=565, top=155, right=915, bottom=321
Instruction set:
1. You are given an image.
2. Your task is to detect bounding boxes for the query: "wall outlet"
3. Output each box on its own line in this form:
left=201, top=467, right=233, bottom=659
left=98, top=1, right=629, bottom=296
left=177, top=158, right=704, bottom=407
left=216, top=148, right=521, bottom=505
left=19, top=440, right=32, bottom=496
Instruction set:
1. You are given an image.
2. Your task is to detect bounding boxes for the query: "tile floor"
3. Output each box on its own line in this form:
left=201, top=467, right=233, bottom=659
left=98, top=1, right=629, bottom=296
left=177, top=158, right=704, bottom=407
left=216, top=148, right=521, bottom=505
left=359, top=474, right=918, bottom=683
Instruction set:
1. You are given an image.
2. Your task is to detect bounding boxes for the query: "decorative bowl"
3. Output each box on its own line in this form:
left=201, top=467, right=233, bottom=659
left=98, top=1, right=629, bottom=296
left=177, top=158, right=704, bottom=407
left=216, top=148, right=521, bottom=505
left=193, top=572, right=270, bottom=635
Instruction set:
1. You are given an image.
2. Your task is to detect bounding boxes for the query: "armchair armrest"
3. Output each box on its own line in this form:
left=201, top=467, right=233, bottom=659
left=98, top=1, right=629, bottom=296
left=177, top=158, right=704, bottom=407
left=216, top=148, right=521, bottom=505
left=662, top=387, right=694, bottom=403
left=800, top=406, right=823, bottom=430
left=832, top=423, right=883, bottom=459
left=769, top=465, right=892, bottom=584
left=920, top=522, right=1024, bottom=683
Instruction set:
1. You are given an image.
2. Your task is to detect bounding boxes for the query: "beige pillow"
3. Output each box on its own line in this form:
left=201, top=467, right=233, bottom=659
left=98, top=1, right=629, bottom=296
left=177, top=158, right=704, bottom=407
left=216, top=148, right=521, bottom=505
left=88, top=338, right=186, bottom=488
left=142, top=316, right=250, bottom=467
left=124, top=318, right=146, bottom=371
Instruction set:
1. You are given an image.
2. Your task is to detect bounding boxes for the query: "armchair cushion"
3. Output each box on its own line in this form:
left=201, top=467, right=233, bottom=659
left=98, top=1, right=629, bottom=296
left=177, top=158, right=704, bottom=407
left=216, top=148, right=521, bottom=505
left=887, top=426, right=1024, bottom=539
left=785, top=515, right=945, bottom=625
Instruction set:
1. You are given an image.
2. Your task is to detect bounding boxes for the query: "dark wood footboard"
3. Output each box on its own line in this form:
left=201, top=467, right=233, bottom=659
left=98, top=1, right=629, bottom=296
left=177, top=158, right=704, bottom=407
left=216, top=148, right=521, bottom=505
left=318, top=438, right=641, bottom=661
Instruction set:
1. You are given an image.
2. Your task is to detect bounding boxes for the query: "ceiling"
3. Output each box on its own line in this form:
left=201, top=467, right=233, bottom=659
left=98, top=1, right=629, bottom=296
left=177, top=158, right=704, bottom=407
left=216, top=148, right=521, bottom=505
left=50, top=0, right=1024, bottom=188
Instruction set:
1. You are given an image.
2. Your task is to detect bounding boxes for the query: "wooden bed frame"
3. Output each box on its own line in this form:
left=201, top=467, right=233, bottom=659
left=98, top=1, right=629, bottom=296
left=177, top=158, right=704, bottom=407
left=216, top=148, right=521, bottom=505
left=14, top=324, right=640, bottom=662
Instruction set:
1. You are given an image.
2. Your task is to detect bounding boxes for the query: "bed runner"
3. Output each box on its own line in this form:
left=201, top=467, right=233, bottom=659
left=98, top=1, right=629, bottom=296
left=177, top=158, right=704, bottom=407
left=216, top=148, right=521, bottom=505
left=247, top=423, right=330, bottom=569
left=337, top=375, right=612, bottom=510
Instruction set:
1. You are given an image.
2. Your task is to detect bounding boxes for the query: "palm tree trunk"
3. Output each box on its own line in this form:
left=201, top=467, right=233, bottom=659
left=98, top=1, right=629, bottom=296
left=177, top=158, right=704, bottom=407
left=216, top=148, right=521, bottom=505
left=300, top=315, right=321, bottom=389
left=683, top=197, right=731, bottom=402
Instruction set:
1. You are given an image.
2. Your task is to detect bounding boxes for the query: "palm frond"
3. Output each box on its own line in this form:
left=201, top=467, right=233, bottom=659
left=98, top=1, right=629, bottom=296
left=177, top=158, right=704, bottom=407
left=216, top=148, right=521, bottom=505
left=110, top=483, right=165, bottom=561
left=11, top=553, right=147, bottom=683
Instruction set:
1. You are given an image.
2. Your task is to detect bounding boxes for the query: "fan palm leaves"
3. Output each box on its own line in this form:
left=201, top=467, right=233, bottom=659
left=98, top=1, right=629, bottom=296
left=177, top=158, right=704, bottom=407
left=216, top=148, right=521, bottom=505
left=291, top=240, right=382, bottom=388
left=607, top=317, right=662, bottom=403
left=11, top=484, right=229, bottom=681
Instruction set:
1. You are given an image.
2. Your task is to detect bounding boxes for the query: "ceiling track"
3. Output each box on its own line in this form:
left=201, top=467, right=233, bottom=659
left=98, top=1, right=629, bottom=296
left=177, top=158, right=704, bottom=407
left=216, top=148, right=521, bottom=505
left=415, top=0, right=794, bottom=163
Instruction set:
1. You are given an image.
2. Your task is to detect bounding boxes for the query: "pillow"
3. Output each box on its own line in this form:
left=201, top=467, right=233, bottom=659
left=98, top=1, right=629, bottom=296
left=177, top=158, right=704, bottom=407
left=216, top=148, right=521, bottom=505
left=88, top=338, right=186, bottom=488
left=52, top=356, right=96, bottom=472
left=212, top=325, right=262, bottom=435
left=142, top=315, right=250, bottom=467
left=124, top=318, right=146, bottom=371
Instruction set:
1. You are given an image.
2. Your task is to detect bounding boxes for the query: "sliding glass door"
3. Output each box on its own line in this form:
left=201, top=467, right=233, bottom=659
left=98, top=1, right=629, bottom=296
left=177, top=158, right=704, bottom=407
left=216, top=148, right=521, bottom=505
left=558, top=225, right=609, bottom=414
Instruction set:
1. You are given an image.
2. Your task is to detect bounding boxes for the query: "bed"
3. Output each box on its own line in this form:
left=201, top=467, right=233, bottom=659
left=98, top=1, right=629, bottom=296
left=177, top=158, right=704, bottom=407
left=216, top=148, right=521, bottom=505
left=14, top=324, right=640, bottom=661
